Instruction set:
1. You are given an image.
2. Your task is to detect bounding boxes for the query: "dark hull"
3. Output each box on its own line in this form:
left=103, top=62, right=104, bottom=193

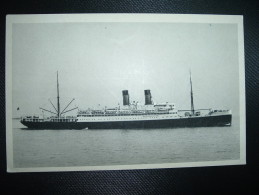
left=20, top=121, right=87, bottom=130
left=21, top=114, right=231, bottom=130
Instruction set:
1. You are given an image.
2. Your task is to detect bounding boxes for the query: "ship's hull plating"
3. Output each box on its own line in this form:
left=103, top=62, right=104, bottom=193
left=21, top=114, right=231, bottom=130
left=20, top=121, right=87, bottom=130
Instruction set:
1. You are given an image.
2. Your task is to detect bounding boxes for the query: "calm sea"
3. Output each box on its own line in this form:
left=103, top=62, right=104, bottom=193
left=12, top=118, right=240, bottom=168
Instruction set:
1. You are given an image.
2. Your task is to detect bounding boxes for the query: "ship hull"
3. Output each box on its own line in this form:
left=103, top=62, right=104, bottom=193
left=79, top=114, right=232, bottom=129
left=20, top=121, right=87, bottom=130
left=21, top=114, right=231, bottom=130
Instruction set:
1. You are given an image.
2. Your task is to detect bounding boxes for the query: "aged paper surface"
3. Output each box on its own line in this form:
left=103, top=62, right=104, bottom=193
left=6, top=14, right=245, bottom=172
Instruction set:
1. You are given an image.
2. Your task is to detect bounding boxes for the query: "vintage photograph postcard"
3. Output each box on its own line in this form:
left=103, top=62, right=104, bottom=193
left=6, top=14, right=245, bottom=172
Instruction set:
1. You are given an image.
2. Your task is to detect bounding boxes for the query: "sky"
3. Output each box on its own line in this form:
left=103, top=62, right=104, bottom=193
left=12, top=22, right=240, bottom=117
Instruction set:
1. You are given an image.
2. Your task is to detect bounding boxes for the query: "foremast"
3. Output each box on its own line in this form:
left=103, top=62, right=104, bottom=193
left=190, top=71, right=195, bottom=115
left=39, top=71, right=78, bottom=118
left=57, top=71, right=60, bottom=118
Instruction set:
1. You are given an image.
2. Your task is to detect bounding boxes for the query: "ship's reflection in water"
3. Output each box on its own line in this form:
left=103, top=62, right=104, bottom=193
left=12, top=117, right=240, bottom=168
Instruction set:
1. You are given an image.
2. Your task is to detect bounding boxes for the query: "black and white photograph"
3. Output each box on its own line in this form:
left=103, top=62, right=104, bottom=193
left=6, top=14, right=246, bottom=172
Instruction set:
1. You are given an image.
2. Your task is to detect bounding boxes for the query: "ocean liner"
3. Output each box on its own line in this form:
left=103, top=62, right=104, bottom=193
left=20, top=73, right=232, bottom=129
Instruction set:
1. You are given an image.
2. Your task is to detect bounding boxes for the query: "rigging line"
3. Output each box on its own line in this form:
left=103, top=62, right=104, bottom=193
left=60, top=98, right=75, bottom=115
left=61, top=107, right=78, bottom=114
left=49, top=99, right=58, bottom=113
left=39, top=107, right=57, bottom=115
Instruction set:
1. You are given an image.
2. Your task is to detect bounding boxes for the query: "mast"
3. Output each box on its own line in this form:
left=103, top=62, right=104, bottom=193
left=39, top=72, right=77, bottom=118
left=190, top=71, right=195, bottom=115
left=57, top=71, right=60, bottom=118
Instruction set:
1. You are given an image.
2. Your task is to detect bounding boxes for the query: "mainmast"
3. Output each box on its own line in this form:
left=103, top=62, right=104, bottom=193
left=40, top=71, right=78, bottom=117
left=57, top=71, right=60, bottom=118
left=190, top=71, right=195, bottom=115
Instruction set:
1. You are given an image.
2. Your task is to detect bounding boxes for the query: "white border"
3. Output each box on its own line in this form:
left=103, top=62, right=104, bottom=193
left=6, top=14, right=246, bottom=173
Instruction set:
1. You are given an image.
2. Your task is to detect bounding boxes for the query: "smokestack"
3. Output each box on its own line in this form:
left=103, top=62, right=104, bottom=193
left=122, top=90, right=130, bottom=106
left=144, top=89, right=152, bottom=105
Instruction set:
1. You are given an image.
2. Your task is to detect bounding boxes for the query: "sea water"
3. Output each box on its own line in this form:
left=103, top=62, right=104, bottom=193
left=11, top=117, right=240, bottom=168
